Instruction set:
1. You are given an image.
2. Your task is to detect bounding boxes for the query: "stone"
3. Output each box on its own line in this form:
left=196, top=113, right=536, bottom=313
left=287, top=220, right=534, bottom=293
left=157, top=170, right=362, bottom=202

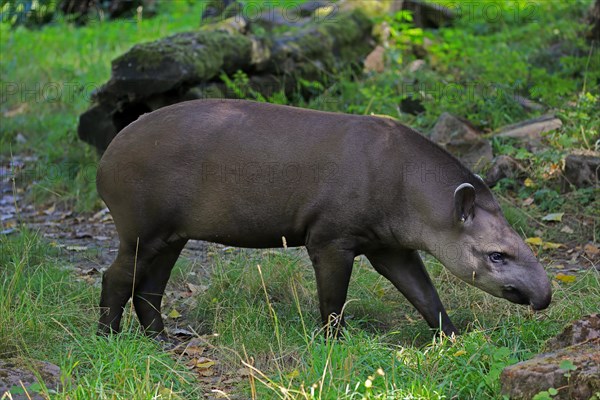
left=430, top=112, right=493, bottom=171
left=364, top=45, right=385, bottom=73
left=496, top=114, right=562, bottom=141
left=500, top=315, right=600, bottom=400
left=0, top=358, right=62, bottom=400
left=431, top=112, right=480, bottom=143
left=545, top=314, right=600, bottom=351
left=484, top=155, right=526, bottom=187
left=501, top=340, right=600, bottom=400
left=563, top=150, right=600, bottom=189
left=406, top=59, right=426, bottom=73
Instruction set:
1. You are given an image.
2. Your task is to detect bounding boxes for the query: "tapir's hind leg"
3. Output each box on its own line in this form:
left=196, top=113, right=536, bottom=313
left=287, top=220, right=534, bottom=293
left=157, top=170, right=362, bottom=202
left=365, top=249, right=458, bottom=336
left=98, top=236, right=187, bottom=336
left=133, top=239, right=187, bottom=337
left=306, top=242, right=355, bottom=337
left=98, top=242, right=147, bottom=336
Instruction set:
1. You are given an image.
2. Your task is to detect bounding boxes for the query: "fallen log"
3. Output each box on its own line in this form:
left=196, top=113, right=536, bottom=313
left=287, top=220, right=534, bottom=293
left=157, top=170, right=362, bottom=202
left=78, top=6, right=374, bottom=152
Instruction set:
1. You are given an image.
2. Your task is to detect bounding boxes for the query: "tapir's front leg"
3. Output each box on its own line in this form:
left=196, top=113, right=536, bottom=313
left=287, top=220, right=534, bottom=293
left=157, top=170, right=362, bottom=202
left=366, top=249, right=457, bottom=336
left=306, top=242, right=355, bottom=337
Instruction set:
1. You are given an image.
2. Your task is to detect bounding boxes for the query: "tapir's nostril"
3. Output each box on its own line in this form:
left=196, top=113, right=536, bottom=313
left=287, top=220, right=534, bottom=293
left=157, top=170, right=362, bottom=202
left=502, top=285, right=529, bottom=305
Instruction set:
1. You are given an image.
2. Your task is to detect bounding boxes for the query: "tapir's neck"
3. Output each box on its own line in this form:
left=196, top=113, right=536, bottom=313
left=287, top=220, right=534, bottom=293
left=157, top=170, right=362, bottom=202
left=385, top=123, right=484, bottom=252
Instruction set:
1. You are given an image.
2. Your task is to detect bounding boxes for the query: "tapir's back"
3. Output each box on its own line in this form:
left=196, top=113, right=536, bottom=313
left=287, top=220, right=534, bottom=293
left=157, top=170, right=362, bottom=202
left=97, top=100, right=401, bottom=247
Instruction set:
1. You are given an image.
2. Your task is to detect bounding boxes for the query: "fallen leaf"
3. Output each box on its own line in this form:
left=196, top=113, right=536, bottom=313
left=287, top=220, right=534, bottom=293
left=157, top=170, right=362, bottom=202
left=453, top=350, right=466, bottom=357
left=555, top=273, right=576, bottom=283
left=584, top=243, right=599, bottom=257
left=524, top=178, right=534, bottom=187
left=237, top=367, right=251, bottom=377
left=4, top=103, right=28, bottom=117
left=541, top=212, right=564, bottom=222
left=187, top=283, right=207, bottom=294
left=525, top=237, right=543, bottom=246
left=168, top=309, right=182, bottom=319
left=188, top=357, right=215, bottom=371
left=198, top=368, right=214, bottom=377
left=542, top=242, right=564, bottom=250
left=522, top=197, right=534, bottom=206
left=91, top=208, right=109, bottom=221
left=560, top=226, right=574, bottom=234
left=182, top=345, right=205, bottom=357
left=43, top=204, right=56, bottom=215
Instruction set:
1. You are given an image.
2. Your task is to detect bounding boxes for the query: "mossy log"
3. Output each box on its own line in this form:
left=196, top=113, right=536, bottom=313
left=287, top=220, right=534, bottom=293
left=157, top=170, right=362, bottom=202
left=78, top=7, right=374, bottom=152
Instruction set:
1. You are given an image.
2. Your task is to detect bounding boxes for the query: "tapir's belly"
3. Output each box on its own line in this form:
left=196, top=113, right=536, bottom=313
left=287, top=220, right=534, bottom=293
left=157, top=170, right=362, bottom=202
left=138, top=156, right=339, bottom=248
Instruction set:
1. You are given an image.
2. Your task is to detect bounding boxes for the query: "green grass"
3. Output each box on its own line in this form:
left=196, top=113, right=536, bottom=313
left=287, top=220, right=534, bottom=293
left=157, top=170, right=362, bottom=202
left=1, top=0, right=599, bottom=398
left=0, top=229, right=200, bottom=398
left=2, top=229, right=598, bottom=399
left=185, top=249, right=599, bottom=399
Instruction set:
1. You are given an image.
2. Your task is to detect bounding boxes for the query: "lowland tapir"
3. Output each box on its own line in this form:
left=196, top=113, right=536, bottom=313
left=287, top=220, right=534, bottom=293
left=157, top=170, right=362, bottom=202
left=96, top=99, right=552, bottom=338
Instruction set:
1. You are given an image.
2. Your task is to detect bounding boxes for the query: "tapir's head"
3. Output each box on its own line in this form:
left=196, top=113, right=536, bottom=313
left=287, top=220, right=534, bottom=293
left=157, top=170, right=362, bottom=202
left=431, top=182, right=552, bottom=311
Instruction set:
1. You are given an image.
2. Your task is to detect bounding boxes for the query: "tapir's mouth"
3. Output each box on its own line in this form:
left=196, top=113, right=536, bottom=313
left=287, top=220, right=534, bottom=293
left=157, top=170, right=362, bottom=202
left=502, top=285, right=530, bottom=306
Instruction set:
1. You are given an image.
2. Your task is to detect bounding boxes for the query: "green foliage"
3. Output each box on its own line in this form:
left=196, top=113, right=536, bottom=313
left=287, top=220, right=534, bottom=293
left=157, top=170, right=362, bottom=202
left=532, top=387, right=558, bottom=400
left=0, top=1, right=210, bottom=210
left=0, top=0, right=57, bottom=27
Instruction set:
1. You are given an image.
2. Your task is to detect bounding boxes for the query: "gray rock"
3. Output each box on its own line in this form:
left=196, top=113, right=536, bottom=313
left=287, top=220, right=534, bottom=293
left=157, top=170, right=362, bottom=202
left=431, top=112, right=480, bottom=143
left=0, top=359, right=62, bottom=400
left=500, top=315, right=600, bottom=400
left=563, top=151, right=600, bottom=189
left=545, top=314, right=600, bottom=351
left=484, top=155, right=526, bottom=187
left=430, top=112, right=493, bottom=172
left=496, top=114, right=562, bottom=141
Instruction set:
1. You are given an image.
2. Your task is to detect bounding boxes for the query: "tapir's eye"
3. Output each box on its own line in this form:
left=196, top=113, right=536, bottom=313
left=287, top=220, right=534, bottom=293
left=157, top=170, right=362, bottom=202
left=489, top=252, right=505, bottom=263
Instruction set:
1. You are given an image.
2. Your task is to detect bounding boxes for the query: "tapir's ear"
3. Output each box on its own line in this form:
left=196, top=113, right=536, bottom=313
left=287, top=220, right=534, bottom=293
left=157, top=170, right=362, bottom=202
left=454, top=183, right=476, bottom=223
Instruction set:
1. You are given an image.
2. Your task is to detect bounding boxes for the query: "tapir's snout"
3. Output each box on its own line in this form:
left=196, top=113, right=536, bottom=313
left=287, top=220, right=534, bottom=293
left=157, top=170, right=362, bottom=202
left=530, top=286, right=552, bottom=311
left=502, top=271, right=552, bottom=311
